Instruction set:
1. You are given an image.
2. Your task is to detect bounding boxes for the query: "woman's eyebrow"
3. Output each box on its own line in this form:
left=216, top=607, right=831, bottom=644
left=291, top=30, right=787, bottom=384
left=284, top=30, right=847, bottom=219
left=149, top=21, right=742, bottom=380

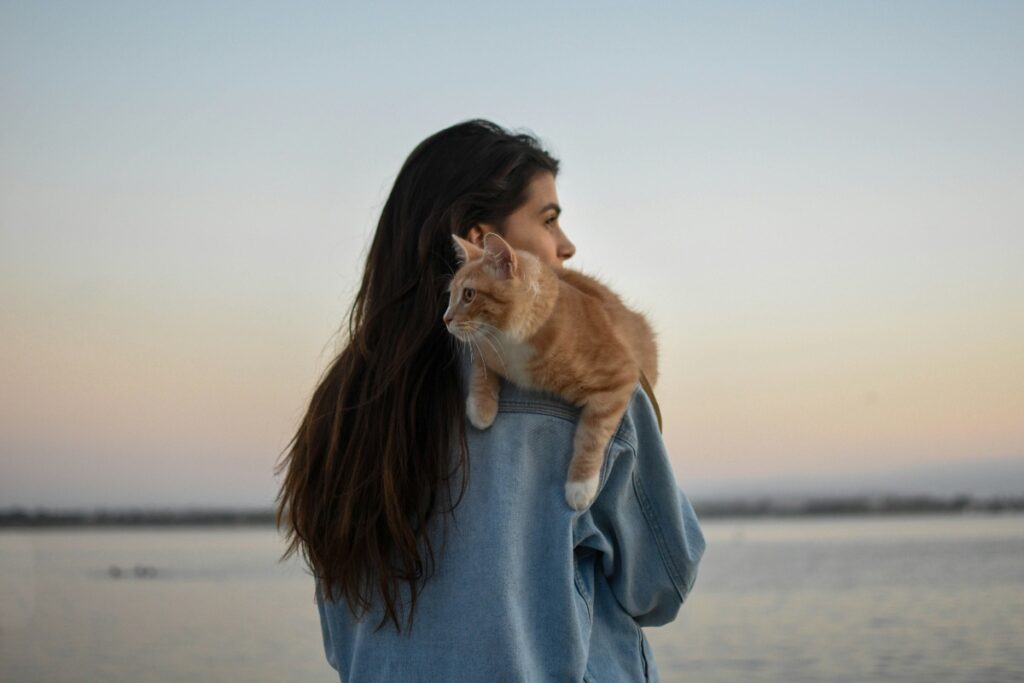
left=538, top=202, right=561, bottom=217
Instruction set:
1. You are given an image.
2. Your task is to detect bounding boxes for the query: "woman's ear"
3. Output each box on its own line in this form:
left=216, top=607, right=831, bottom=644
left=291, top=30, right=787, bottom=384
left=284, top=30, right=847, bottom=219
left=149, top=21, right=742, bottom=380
left=466, top=224, right=497, bottom=247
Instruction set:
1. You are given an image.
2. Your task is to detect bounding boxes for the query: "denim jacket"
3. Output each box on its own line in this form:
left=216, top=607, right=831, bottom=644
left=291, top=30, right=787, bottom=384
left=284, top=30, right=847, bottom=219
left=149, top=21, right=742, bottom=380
left=316, top=364, right=706, bottom=682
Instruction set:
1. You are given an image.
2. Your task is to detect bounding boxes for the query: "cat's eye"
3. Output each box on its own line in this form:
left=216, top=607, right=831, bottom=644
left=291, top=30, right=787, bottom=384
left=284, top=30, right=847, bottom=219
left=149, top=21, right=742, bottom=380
left=462, top=288, right=476, bottom=303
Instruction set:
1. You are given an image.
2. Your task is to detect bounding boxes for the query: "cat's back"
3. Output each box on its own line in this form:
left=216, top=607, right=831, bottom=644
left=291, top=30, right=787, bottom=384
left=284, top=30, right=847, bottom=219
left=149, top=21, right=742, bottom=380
left=554, top=268, right=658, bottom=385
left=555, top=269, right=647, bottom=332
left=555, top=268, right=621, bottom=306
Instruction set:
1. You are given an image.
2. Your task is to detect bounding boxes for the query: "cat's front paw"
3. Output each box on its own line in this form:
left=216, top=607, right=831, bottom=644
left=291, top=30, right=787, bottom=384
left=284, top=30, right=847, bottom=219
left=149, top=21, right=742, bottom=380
left=565, top=476, right=599, bottom=511
left=466, top=394, right=497, bottom=430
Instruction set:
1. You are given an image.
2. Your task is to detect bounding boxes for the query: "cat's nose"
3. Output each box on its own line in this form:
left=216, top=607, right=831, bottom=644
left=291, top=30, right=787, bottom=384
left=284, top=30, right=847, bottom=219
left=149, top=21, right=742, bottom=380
left=443, top=312, right=453, bottom=326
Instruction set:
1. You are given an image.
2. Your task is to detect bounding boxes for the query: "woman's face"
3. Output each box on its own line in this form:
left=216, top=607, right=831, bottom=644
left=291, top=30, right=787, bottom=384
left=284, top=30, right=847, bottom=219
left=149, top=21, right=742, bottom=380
left=468, top=172, right=576, bottom=268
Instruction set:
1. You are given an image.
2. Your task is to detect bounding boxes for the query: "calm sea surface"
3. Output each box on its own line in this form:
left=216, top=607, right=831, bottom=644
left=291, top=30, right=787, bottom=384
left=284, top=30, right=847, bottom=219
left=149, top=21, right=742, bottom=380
left=1, top=514, right=1022, bottom=682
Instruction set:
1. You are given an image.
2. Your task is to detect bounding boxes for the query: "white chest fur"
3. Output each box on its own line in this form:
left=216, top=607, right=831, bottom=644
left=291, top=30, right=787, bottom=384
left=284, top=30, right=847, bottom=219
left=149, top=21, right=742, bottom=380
left=485, top=330, right=535, bottom=389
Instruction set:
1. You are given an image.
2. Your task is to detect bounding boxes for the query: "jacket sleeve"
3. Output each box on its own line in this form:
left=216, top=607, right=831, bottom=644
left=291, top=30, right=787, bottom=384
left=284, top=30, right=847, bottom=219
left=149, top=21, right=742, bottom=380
left=575, top=387, right=706, bottom=627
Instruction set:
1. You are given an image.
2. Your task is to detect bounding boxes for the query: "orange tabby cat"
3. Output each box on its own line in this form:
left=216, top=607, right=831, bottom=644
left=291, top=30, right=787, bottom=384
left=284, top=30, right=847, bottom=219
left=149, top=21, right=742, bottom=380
left=444, top=233, right=658, bottom=510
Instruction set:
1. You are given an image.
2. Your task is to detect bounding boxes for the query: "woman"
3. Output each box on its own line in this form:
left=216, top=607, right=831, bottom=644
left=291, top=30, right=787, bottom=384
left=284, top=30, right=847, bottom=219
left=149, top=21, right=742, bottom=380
left=276, top=119, right=705, bottom=682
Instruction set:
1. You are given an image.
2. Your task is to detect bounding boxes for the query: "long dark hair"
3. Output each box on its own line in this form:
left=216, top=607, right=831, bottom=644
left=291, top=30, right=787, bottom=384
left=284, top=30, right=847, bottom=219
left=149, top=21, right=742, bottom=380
left=275, top=119, right=560, bottom=631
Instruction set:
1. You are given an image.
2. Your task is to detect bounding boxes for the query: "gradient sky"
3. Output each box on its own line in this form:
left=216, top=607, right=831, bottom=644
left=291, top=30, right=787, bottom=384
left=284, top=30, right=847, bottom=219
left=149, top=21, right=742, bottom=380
left=2, top=1, right=1022, bottom=507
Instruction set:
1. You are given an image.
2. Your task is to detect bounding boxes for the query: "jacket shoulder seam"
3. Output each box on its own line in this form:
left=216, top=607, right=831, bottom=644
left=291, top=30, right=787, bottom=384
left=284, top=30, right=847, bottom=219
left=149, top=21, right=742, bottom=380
left=497, top=399, right=639, bottom=453
left=497, top=399, right=579, bottom=423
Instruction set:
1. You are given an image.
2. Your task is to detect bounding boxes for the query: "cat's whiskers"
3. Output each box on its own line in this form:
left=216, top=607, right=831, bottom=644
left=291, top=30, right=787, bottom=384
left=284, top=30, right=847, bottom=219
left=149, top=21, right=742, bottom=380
left=476, top=321, right=510, bottom=351
left=455, top=323, right=495, bottom=383
left=468, top=322, right=508, bottom=374
left=458, top=325, right=478, bottom=370
left=446, top=322, right=473, bottom=370
left=450, top=322, right=473, bottom=343
left=469, top=337, right=490, bottom=382
left=454, top=322, right=494, bottom=382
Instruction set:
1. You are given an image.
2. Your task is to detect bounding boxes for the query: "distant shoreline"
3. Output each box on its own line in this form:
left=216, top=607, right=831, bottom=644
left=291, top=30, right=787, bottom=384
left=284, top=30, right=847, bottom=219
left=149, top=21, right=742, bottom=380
left=692, top=494, right=1024, bottom=518
left=0, top=508, right=276, bottom=528
left=2, top=494, right=1023, bottom=527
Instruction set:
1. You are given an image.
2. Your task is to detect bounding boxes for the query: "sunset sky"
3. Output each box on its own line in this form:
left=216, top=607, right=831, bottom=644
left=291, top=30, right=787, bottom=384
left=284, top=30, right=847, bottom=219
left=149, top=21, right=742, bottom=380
left=2, top=2, right=1022, bottom=507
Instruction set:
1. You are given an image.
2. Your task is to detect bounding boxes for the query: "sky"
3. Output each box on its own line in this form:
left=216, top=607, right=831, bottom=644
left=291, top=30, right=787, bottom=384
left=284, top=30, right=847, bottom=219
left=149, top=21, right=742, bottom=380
left=1, top=1, right=1022, bottom=507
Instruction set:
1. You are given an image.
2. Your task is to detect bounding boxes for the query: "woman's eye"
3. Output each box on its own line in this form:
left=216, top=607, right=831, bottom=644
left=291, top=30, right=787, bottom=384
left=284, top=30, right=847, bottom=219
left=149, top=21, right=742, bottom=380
left=462, top=288, right=476, bottom=303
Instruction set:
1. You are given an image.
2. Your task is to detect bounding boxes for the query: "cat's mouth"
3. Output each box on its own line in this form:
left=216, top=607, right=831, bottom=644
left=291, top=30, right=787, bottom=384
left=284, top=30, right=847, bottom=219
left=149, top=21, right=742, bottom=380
left=446, top=322, right=474, bottom=342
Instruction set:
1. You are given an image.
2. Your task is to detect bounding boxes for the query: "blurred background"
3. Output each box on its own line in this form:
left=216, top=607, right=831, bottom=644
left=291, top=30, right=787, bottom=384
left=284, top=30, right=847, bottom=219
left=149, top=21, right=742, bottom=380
left=1, top=1, right=1021, bottom=681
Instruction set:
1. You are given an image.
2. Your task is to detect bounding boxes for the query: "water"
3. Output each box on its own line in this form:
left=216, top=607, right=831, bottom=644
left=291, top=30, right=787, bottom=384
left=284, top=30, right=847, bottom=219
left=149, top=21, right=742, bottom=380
left=651, top=514, right=1024, bottom=682
left=1, top=515, right=1022, bottom=682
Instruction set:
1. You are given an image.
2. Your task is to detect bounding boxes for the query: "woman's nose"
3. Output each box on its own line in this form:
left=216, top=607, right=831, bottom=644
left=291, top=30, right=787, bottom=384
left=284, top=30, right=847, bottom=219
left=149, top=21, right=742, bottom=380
left=559, top=236, right=576, bottom=262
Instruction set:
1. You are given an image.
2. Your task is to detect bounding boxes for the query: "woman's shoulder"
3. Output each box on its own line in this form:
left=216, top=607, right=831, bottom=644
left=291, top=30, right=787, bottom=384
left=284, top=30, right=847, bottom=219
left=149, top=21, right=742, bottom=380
left=494, top=378, right=656, bottom=454
left=457, top=345, right=660, bottom=455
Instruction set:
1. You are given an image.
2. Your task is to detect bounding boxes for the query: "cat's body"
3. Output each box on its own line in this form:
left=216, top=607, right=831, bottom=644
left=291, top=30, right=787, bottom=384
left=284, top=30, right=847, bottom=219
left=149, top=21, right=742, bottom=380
left=444, top=234, right=657, bottom=510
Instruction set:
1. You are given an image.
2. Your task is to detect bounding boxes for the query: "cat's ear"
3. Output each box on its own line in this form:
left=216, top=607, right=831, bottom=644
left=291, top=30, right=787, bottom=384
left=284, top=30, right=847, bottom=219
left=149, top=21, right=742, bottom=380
left=482, top=233, right=518, bottom=278
left=452, top=234, right=484, bottom=265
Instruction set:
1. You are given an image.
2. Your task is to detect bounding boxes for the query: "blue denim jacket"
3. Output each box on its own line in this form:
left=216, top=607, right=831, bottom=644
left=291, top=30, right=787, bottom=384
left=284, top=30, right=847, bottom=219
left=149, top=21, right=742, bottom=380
left=316, top=365, right=706, bottom=682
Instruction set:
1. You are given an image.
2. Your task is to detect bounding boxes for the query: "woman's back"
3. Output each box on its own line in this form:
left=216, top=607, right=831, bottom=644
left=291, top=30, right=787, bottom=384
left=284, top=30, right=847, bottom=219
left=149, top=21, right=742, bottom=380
left=277, top=118, right=705, bottom=682
left=316, top=361, right=705, bottom=682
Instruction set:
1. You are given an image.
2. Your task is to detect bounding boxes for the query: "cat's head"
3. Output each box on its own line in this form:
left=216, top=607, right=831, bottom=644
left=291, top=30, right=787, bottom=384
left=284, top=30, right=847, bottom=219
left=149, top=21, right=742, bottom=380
left=443, top=233, right=543, bottom=342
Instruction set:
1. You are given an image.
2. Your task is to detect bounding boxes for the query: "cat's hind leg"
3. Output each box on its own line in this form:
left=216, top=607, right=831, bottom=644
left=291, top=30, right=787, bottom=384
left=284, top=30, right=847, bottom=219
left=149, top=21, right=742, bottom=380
left=467, top=353, right=501, bottom=430
left=565, top=388, right=632, bottom=510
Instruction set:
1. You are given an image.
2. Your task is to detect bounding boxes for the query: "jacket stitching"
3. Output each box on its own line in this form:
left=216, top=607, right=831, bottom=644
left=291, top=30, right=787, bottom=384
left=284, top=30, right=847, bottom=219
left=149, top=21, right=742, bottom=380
left=497, top=400, right=579, bottom=423
left=630, top=459, right=687, bottom=603
left=498, top=401, right=635, bottom=456
left=635, top=620, right=650, bottom=680
left=572, top=562, right=593, bottom=623
left=495, top=392, right=641, bottom=453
